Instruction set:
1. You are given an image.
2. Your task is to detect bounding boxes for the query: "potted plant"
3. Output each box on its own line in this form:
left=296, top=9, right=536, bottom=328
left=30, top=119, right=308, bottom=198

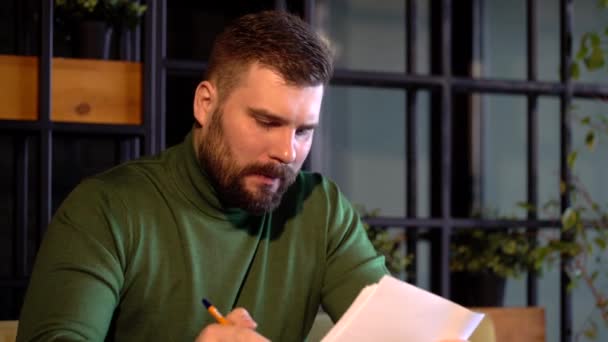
left=54, top=0, right=147, bottom=59
left=360, top=207, right=540, bottom=307
left=359, top=208, right=413, bottom=277
left=449, top=222, right=538, bottom=307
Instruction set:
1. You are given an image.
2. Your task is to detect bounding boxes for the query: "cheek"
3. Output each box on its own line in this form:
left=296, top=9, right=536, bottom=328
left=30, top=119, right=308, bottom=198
left=223, top=124, right=265, bottom=159
left=294, top=139, right=313, bottom=165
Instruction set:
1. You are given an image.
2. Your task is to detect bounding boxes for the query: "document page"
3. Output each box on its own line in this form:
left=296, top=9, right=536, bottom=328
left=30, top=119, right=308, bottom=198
left=322, top=275, right=485, bottom=342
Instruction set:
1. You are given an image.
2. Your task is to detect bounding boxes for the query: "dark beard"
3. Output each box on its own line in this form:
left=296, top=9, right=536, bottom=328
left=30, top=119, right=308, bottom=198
left=197, top=110, right=297, bottom=215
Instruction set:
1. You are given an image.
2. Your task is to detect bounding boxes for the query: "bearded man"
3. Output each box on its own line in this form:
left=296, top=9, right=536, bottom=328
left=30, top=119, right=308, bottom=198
left=17, top=10, right=389, bottom=342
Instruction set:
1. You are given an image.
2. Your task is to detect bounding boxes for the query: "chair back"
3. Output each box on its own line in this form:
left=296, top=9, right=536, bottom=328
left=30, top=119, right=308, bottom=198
left=471, top=307, right=545, bottom=342
left=469, top=314, right=497, bottom=342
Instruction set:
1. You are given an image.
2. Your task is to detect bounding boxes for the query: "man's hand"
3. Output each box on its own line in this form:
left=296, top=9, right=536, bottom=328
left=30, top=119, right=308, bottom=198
left=195, top=308, right=269, bottom=342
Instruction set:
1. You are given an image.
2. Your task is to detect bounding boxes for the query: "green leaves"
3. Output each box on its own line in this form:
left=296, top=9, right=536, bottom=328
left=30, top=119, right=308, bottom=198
left=516, top=201, right=536, bottom=212
left=570, top=62, right=581, bottom=80
left=586, top=130, right=598, bottom=150
left=581, top=32, right=602, bottom=56
left=567, top=151, right=578, bottom=169
left=581, top=116, right=592, bottom=126
left=54, top=0, right=147, bottom=29
left=583, top=321, right=598, bottom=340
left=573, top=30, right=607, bottom=78
left=359, top=207, right=412, bottom=277
left=595, top=237, right=607, bottom=250
left=585, top=46, right=606, bottom=70
left=562, top=207, right=580, bottom=231
left=450, top=228, right=537, bottom=278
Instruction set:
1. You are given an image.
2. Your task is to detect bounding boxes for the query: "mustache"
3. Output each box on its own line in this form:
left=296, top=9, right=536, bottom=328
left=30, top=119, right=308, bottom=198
left=240, top=163, right=295, bottom=180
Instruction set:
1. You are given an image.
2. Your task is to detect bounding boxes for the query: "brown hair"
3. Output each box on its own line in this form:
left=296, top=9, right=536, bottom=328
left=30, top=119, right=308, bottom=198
left=206, top=10, right=334, bottom=102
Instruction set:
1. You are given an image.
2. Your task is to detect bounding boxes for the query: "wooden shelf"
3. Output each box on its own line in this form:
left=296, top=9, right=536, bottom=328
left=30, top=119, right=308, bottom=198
left=0, top=54, right=142, bottom=125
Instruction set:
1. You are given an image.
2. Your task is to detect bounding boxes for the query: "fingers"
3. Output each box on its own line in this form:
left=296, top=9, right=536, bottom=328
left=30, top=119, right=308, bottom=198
left=195, top=323, right=269, bottom=342
left=226, top=307, right=258, bottom=329
left=195, top=307, right=265, bottom=342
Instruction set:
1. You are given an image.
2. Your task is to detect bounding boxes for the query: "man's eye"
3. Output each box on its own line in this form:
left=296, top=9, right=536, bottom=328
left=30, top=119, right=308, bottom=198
left=257, top=120, right=275, bottom=128
left=296, top=128, right=313, bottom=136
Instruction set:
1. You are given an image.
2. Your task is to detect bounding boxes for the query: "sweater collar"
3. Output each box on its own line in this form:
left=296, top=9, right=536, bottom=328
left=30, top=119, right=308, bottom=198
left=172, top=130, right=252, bottom=223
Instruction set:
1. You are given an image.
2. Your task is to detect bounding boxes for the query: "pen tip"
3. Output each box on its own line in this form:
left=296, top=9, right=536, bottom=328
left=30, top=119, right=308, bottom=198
left=202, top=298, right=211, bottom=308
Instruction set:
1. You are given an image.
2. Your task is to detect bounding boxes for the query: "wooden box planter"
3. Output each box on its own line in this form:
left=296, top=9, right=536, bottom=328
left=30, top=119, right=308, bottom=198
left=0, top=54, right=142, bottom=125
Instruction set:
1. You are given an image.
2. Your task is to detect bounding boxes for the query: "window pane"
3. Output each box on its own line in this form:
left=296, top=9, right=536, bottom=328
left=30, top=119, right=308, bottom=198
left=537, top=0, right=560, bottom=82
left=538, top=97, right=560, bottom=219
left=482, top=0, right=526, bottom=79
left=481, top=94, right=527, bottom=217
left=477, top=94, right=574, bottom=219
left=318, top=0, right=430, bottom=74
left=312, top=86, right=430, bottom=217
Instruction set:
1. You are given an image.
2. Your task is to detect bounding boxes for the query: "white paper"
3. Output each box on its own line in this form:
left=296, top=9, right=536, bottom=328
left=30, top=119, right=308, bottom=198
left=322, top=275, right=485, bottom=342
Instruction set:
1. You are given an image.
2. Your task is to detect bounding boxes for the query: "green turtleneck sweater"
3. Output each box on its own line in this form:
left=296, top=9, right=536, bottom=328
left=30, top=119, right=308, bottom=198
left=17, top=132, right=388, bottom=342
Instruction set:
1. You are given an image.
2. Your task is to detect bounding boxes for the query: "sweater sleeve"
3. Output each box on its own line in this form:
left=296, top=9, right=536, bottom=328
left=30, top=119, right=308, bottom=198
left=17, top=179, right=128, bottom=342
left=320, top=182, right=389, bottom=321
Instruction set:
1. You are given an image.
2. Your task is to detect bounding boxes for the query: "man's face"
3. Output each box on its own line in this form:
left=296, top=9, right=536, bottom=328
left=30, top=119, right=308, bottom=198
left=194, top=63, right=324, bottom=214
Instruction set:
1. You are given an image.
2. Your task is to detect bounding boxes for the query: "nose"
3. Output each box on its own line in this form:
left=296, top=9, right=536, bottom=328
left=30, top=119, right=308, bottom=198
left=270, top=129, right=297, bottom=164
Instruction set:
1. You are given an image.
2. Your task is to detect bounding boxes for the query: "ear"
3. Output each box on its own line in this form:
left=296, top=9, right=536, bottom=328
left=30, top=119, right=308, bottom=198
left=193, top=81, right=217, bottom=127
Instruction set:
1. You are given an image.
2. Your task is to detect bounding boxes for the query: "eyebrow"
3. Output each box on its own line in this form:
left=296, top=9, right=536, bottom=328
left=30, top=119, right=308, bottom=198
left=247, top=107, right=319, bottom=130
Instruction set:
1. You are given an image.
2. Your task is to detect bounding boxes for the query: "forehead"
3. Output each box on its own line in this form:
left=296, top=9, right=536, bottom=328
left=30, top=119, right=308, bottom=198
left=221, top=63, right=324, bottom=122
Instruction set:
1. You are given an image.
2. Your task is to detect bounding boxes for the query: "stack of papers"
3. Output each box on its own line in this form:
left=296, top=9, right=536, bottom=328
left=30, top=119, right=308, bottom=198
left=322, top=275, right=485, bottom=341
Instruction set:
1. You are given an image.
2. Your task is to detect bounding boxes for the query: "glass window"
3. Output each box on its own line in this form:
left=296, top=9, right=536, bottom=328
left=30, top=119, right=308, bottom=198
left=481, top=94, right=527, bottom=217
left=317, top=0, right=430, bottom=74
left=312, top=86, right=431, bottom=218
left=482, top=0, right=526, bottom=80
